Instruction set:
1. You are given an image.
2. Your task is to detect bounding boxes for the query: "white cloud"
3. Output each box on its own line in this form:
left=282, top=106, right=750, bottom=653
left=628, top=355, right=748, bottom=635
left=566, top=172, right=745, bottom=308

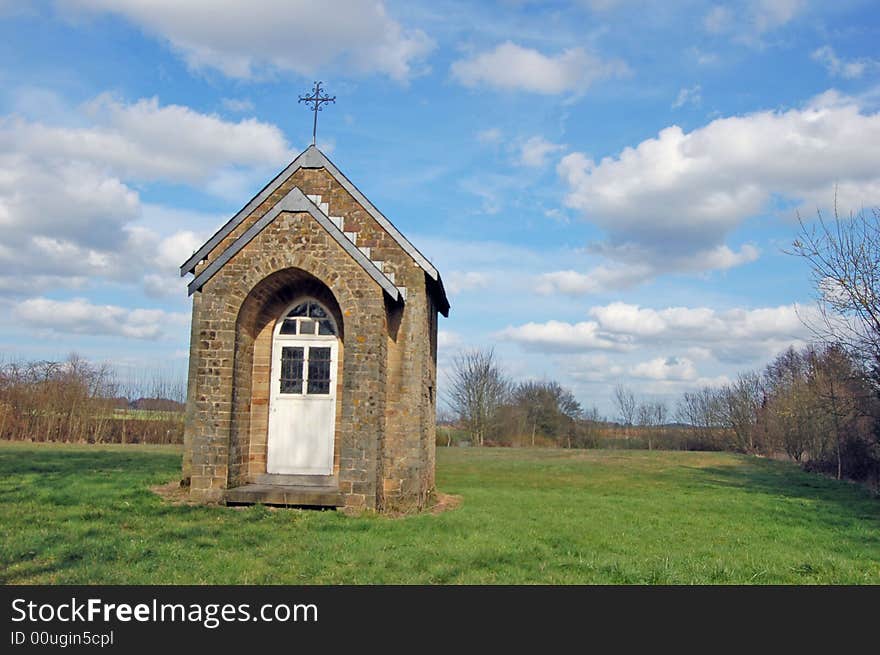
left=0, top=94, right=277, bottom=297
left=451, top=41, right=628, bottom=94
left=630, top=356, right=698, bottom=381
left=518, top=136, right=565, bottom=168
left=672, top=84, right=702, bottom=109
left=67, top=94, right=290, bottom=183
left=60, top=0, right=434, bottom=81
left=536, top=244, right=759, bottom=296
left=587, top=302, right=808, bottom=342
left=500, top=301, right=813, bottom=364
left=558, top=92, right=880, bottom=263
left=13, top=297, right=188, bottom=340
left=811, top=46, right=876, bottom=79
left=87, top=94, right=294, bottom=183
left=496, top=320, right=630, bottom=352
left=535, top=266, right=652, bottom=296
left=446, top=271, right=490, bottom=295
left=563, top=353, right=624, bottom=383
left=139, top=228, right=207, bottom=298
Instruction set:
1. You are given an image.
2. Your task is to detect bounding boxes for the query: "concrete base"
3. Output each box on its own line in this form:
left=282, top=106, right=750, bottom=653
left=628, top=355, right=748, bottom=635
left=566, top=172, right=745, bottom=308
left=224, top=484, right=341, bottom=507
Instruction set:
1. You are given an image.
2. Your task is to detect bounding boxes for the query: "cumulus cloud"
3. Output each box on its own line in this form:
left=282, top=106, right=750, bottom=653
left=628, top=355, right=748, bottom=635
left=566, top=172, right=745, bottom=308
left=630, top=356, right=698, bottom=381
left=535, top=266, right=652, bottom=296
left=811, top=46, right=877, bottom=79
left=518, top=136, right=565, bottom=168
left=557, top=92, right=880, bottom=265
left=499, top=301, right=813, bottom=363
left=13, top=297, right=188, bottom=340
left=60, top=0, right=433, bottom=81
left=0, top=94, right=279, bottom=297
left=451, top=41, right=628, bottom=94
left=563, top=353, right=624, bottom=383
left=588, top=301, right=808, bottom=343
left=495, top=320, right=630, bottom=353
left=536, top=244, right=759, bottom=296
left=9, top=94, right=292, bottom=184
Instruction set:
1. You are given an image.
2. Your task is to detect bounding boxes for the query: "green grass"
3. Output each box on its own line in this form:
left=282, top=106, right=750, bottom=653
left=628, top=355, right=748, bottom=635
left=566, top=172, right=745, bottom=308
left=1, top=442, right=878, bottom=584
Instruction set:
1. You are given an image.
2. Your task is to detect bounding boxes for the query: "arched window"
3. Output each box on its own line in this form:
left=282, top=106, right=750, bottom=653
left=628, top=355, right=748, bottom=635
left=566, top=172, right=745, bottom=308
left=277, top=300, right=338, bottom=337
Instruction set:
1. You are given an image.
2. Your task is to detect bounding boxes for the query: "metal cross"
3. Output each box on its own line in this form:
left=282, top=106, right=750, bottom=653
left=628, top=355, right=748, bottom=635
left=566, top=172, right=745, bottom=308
left=298, top=81, right=336, bottom=146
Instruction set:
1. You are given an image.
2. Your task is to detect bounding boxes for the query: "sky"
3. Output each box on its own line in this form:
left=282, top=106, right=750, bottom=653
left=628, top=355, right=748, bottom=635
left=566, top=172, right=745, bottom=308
left=0, top=0, right=879, bottom=417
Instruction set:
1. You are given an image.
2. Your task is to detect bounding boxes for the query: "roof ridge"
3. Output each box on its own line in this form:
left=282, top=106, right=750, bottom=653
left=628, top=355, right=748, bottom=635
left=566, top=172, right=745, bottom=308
left=181, top=145, right=439, bottom=280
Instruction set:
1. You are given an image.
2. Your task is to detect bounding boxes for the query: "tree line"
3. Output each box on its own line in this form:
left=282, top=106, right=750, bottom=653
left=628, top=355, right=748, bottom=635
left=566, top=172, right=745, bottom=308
left=0, top=354, right=185, bottom=444
left=442, top=342, right=879, bottom=487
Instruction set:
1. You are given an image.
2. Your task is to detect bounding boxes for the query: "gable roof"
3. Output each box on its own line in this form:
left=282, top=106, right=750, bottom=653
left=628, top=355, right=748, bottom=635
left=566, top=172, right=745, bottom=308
left=186, top=187, right=401, bottom=298
left=180, top=145, right=449, bottom=314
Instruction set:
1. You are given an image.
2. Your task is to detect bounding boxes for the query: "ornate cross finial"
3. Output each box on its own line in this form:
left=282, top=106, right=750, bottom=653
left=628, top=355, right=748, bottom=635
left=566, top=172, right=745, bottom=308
left=298, top=81, right=336, bottom=146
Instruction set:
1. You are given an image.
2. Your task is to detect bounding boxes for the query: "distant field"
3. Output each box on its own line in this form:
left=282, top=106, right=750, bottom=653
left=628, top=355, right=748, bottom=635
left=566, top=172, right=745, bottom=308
left=0, top=442, right=878, bottom=584
left=107, top=408, right=183, bottom=421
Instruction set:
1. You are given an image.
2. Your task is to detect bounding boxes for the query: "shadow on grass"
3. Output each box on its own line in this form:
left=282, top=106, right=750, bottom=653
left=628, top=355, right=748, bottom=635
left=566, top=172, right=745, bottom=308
left=0, top=445, right=185, bottom=584
left=0, top=445, right=179, bottom=471
left=692, top=457, right=880, bottom=529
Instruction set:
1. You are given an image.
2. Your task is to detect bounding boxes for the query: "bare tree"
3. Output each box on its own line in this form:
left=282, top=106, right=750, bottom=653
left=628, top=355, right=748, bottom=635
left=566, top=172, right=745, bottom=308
left=613, top=384, right=638, bottom=431
left=577, top=406, right=603, bottom=448
left=760, top=346, right=824, bottom=462
left=811, top=345, right=862, bottom=480
left=790, top=205, right=880, bottom=371
left=636, top=400, right=668, bottom=450
left=717, top=372, right=764, bottom=454
left=446, top=348, right=510, bottom=446
left=653, top=401, right=668, bottom=450
left=677, top=386, right=723, bottom=449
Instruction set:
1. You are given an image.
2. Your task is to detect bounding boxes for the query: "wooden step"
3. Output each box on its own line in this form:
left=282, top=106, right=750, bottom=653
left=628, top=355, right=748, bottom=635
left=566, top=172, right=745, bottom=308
left=225, top=484, right=341, bottom=507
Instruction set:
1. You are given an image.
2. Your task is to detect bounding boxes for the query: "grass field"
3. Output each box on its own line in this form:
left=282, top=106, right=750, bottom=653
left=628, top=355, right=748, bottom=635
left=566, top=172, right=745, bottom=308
left=1, top=441, right=878, bottom=584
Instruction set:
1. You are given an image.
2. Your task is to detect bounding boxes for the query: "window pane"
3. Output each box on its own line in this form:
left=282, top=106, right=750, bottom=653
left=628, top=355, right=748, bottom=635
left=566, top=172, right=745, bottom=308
left=310, top=303, right=327, bottom=319
left=288, top=303, right=308, bottom=317
left=299, top=319, right=316, bottom=335
left=307, top=347, right=332, bottom=394
left=317, top=319, right=336, bottom=336
left=280, top=347, right=304, bottom=394
left=279, top=318, right=297, bottom=335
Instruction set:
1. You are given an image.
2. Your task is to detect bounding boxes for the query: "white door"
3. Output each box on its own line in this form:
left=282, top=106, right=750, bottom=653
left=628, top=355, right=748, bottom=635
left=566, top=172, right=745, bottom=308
left=266, top=300, right=338, bottom=475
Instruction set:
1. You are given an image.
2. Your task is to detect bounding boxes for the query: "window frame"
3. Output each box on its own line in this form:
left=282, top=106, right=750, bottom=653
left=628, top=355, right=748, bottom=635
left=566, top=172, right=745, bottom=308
left=275, top=298, right=339, bottom=339
left=272, top=298, right=339, bottom=398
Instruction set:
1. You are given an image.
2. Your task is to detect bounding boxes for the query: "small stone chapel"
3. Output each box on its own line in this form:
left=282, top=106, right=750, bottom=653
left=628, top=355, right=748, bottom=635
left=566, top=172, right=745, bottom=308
left=179, top=144, right=449, bottom=512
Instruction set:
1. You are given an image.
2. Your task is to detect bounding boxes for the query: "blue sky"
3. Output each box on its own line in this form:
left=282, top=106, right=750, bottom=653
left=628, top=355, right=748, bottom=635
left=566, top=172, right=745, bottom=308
left=1, top=0, right=879, bottom=416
